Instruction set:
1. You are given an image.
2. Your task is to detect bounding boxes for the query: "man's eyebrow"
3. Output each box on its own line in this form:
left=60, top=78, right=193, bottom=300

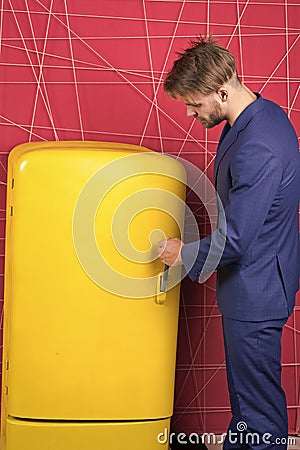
left=185, top=102, right=202, bottom=107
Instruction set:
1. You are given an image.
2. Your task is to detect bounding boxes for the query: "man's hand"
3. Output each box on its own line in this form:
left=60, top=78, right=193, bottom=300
left=157, top=238, right=184, bottom=267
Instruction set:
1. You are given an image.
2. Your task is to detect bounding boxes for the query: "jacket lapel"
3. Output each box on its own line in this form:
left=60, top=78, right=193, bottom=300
left=214, top=123, right=241, bottom=183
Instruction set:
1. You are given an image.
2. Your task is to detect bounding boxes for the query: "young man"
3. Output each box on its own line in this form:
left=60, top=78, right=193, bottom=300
left=158, top=36, right=300, bottom=449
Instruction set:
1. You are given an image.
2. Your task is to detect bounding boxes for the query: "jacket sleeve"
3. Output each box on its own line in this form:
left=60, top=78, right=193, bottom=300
left=181, top=141, right=283, bottom=282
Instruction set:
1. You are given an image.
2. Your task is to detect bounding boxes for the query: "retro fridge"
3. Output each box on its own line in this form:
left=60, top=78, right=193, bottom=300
left=0, top=141, right=186, bottom=450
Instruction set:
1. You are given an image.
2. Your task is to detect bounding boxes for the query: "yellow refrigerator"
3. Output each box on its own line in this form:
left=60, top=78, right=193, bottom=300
left=0, top=141, right=186, bottom=450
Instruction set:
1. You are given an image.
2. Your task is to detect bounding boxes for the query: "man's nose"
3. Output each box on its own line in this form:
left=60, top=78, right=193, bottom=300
left=186, top=105, right=195, bottom=117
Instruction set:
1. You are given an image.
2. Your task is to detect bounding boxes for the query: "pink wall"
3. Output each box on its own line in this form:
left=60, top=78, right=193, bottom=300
left=0, top=0, right=299, bottom=434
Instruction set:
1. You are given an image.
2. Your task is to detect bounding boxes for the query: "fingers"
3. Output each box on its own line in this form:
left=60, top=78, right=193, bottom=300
left=157, top=237, right=170, bottom=257
left=157, top=238, right=184, bottom=267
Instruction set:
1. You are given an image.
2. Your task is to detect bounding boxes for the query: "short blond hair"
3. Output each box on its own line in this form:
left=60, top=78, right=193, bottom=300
left=164, top=35, right=240, bottom=98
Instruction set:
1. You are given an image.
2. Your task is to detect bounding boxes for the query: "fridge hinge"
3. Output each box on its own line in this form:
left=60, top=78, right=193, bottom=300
left=5, top=361, right=9, bottom=370
left=9, top=206, right=13, bottom=216
left=11, top=178, right=15, bottom=189
left=4, top=386, right=8, bottom=395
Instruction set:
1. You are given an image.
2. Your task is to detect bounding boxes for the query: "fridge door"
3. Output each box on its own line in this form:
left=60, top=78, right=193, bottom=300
left=3, top=417, right=171, bottom=450
left=2, top=141, right=186, bottom=421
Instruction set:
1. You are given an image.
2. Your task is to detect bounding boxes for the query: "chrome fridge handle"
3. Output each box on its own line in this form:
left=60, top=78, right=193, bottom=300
left=155, top=264, right=169, bottom=305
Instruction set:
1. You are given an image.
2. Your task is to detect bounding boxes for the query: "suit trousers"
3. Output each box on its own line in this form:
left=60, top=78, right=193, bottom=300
left=222, top=316, right=288, bottom=450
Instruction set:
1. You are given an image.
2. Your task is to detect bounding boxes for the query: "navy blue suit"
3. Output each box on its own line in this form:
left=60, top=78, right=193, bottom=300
left=181, top=94, right=300, bottom=448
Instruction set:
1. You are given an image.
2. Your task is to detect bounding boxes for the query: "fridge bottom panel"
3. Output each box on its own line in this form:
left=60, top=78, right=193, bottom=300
left=3, top=417, right=170, bottom=450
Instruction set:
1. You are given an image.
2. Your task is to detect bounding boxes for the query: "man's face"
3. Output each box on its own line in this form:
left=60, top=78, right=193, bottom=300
left=182, top=92, right=226, bottom=129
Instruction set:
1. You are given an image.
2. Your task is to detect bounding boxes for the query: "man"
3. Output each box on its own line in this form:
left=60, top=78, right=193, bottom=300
left=158, top=36, right=300, bottom=449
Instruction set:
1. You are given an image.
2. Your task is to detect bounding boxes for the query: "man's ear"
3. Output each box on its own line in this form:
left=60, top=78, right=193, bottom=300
left=218, top=89, right=228, bottom=102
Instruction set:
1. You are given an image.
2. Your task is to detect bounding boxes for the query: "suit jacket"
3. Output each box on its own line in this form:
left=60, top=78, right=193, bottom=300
left=181, top=94, right=300, bottom=321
